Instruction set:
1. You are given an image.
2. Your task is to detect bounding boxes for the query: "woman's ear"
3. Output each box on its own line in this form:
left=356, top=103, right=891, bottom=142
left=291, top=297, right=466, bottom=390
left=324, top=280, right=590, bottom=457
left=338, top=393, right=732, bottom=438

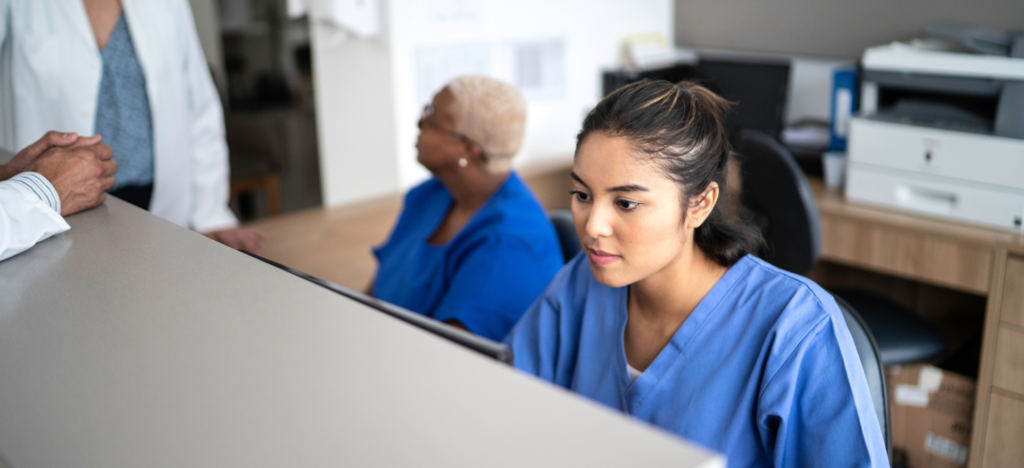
left=686, top=181, right=719, bottom=229
left=463, top=140, right=484, bottom=165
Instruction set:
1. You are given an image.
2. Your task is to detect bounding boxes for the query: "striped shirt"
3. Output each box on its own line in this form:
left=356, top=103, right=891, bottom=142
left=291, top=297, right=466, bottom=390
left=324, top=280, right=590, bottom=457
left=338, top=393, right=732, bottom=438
left=9, top=172, right=61, bottom=214
left=0, top=171, right=68, bottom=262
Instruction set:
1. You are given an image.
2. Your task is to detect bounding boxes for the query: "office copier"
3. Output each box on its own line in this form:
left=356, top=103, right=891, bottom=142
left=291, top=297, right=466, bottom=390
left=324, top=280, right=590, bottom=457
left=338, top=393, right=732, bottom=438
left=846, top=22, right=1024, bottom=231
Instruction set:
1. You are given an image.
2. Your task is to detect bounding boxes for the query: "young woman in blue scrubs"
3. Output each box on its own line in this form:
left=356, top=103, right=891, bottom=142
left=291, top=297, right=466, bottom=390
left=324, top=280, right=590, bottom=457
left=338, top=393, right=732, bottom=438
left=371, top=76, right=563, bottom=342
left=506, top=80, right=889, bottom=467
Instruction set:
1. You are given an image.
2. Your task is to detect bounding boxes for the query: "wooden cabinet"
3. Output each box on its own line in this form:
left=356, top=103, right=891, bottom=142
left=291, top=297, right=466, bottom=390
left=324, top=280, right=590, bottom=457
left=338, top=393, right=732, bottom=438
left=981, top=391, right=1024, bottom=468
left=981, top=256, right=1024, bottom=467
left=809, top=178, right=1024, bottom=468
left=992, top=327, right=1024, bottom=396
left=1002, top=256, right=1024, bottom=328
left=819, top=215, right=993, bottom=295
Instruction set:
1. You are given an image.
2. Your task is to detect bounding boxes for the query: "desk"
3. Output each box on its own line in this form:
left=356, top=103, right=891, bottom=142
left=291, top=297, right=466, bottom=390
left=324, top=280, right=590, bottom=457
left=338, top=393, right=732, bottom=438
left=0, top=198, right=722, bottom=468
left=811, top=178, right=1024, bottom=468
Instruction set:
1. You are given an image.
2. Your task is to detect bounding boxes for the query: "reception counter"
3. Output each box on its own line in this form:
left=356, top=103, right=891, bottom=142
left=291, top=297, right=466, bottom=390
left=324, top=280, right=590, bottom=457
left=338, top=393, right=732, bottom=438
left=0, top=198, right=722, bottom=468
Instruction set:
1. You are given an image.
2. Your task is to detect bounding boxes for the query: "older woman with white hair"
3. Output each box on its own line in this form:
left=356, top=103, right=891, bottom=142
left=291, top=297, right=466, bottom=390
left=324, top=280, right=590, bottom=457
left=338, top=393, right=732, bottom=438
left=370, top=75, right=563, bottom=341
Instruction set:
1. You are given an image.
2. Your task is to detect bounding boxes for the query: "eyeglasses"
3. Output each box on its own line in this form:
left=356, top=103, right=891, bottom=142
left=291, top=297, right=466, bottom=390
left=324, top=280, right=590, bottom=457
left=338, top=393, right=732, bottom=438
left=418, top=104, right=475, bottom=145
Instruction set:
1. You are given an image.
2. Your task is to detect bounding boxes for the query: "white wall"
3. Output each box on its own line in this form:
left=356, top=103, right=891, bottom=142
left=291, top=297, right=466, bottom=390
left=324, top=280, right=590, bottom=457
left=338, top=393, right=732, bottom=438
left=311, top=0, right=672, bottom=207
left=188, top=0, right=226, bottom=85
left=388, top=0, right=672, bottom=189
left=311, top=22, right=400, bottom=207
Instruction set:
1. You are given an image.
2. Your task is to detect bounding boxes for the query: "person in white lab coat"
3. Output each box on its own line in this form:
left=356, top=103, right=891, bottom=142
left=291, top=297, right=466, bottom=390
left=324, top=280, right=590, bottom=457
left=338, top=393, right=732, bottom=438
left=0, top=131, right=117, bottom=262
left=0, top=0, right=265, bottom=253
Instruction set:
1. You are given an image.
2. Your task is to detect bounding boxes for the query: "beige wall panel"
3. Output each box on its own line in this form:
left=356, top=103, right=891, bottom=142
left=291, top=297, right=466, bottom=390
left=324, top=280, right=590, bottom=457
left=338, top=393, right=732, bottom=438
left=674, top=0, right=1024, bottom=58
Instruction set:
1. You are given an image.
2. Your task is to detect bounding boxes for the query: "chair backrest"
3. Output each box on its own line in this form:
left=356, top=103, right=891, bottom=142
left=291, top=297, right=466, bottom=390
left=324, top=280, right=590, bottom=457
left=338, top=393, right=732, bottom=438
left=548, top=209, right=581, bottom=263
left=834, top=293, right=892, bottom=455
left=735, top=129, right=822, bottom=274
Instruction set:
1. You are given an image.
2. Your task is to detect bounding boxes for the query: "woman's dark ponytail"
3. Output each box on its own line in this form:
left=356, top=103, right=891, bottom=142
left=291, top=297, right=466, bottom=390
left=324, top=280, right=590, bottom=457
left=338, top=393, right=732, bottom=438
left=693, top=206, right=764, bottom=266
left=576, top=79, right=764, bottom=266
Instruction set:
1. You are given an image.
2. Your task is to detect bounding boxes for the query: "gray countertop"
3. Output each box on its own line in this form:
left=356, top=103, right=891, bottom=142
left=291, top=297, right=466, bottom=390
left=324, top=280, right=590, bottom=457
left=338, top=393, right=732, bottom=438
left=0, top=197, right=722, bottom=468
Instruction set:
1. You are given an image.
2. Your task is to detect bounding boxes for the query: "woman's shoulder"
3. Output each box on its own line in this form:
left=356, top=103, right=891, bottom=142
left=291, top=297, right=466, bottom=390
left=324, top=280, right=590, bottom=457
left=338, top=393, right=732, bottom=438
left=734, top=256, right=851, bottom=368
left=739, top=255, right=841, bottom=320
left=486, top=172, right=547, bottom=215
left=499, top=179, right=556, bottom=227
left=728, top=256, right=845, bottom=344
left=465, top=173, right=560, bottom=248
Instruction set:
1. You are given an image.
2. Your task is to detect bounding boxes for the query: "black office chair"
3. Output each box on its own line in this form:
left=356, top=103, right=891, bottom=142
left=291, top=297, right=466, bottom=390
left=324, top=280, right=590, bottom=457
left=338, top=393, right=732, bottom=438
left=735, top=129, right=946, bottom=366
left=835, top=294, right=892, bottom=456
left=548, top=209, right=581, bottom=263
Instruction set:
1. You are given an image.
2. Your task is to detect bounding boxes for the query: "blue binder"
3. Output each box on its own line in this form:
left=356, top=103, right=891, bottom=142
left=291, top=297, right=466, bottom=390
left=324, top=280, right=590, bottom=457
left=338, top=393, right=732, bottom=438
left=830, top=66, right=858, bottom=152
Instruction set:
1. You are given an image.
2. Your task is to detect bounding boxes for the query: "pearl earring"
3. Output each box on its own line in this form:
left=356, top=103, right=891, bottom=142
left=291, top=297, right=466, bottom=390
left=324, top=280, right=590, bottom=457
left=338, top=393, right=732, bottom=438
left=458, top=158, right=468, bottom=168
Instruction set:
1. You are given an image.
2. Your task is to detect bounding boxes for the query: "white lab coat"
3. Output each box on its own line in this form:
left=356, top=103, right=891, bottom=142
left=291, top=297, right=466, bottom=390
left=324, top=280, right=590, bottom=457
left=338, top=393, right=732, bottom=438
left=0, top=0, right=237, bottom=232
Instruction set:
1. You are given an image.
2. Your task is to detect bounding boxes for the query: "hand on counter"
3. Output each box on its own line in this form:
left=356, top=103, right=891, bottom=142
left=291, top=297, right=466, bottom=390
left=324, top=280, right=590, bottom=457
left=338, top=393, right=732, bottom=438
left=445, top=319, right=470, bottom=333
left=0, top=131, right=85, bottom=181
left=204, top=227, right=267, bottom=255
left=27, top=135, right=117, bottom=216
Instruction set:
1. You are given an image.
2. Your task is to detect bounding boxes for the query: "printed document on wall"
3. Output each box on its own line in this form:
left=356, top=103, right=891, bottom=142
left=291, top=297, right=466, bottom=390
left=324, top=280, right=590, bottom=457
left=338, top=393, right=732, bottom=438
left=416, top=43, right=491, bottom=105
left=502, top=38, right=566, bottom=100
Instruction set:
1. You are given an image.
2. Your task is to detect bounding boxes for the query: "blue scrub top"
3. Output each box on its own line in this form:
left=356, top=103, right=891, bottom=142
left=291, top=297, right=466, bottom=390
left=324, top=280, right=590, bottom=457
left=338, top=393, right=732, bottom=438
left=506, top=254, right=889, bottom=467
left=373, top=172, right=564, bottom=341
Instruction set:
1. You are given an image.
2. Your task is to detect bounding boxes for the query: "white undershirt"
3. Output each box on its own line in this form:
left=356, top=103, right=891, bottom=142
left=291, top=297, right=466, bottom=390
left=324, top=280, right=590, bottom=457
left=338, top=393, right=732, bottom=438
left=627, top=363, right=643, bottom=382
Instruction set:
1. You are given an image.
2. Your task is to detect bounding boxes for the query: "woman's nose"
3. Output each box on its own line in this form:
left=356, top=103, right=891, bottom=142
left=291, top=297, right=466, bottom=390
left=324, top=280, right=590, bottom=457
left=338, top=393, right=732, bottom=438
left=585, top=203, right=614, bottom=239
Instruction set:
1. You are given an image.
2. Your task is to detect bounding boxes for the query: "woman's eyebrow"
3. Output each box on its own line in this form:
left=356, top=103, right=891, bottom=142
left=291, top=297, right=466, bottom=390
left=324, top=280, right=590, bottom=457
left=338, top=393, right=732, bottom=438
left=570, top=171, right=589, bottom=188
left=607, top=184, right=649, bottom=193
left=572, top=172, right=648, bottom=193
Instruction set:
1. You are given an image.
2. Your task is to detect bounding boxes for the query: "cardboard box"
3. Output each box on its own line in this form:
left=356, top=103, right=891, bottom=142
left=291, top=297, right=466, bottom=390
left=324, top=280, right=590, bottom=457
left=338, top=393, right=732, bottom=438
left=888, top=365, right=976, bottom=468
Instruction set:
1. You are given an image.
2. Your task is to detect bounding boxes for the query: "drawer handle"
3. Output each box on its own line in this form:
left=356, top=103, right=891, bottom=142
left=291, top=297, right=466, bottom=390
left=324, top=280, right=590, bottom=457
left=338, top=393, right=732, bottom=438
left=896, top=185, right=957, bottom=213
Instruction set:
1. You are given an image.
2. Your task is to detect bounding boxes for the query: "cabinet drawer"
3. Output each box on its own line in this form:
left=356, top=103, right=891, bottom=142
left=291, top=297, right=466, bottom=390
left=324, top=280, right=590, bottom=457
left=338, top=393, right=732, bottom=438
left=981, top=392, right=1024, bottom=468
left=1002, top=256, right=1024, bottom=328
left=993, top=327, right=1024, bottom=395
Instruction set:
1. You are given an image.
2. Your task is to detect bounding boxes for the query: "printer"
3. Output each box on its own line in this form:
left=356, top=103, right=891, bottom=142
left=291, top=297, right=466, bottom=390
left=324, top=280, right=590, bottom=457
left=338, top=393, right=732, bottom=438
left=846, top=22, right=1024, bottom=231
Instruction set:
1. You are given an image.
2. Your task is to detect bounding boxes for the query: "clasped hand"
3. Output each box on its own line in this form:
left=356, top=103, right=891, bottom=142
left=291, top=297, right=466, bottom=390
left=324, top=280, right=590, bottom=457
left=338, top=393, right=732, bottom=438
left=1, top=131, right=117, bottom=216
left=4, top=131, right=267, bottom=254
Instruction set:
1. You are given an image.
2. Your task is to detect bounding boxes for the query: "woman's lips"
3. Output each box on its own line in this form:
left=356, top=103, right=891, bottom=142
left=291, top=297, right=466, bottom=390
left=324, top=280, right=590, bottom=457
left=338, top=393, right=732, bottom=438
left=587, top=248, right=621, bottom=266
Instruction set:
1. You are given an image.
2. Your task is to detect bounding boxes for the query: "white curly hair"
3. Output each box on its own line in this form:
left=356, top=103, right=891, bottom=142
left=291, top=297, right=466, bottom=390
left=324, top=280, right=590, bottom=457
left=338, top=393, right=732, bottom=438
left=446, top=75, right=527, bottom=173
